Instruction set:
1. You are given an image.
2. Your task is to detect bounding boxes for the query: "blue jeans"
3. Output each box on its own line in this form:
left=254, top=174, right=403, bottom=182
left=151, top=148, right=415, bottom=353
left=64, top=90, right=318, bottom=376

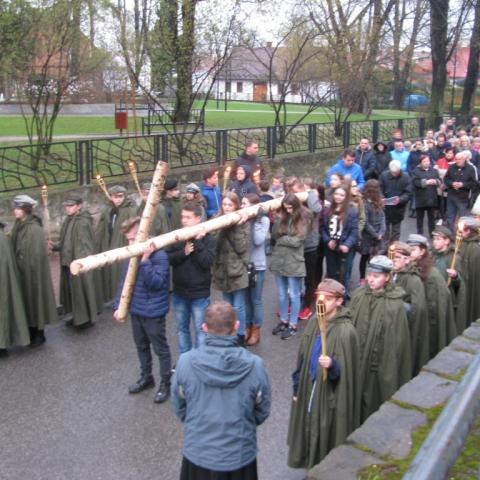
left=246, top=270, right=266, bottom=327
left=446, top=195, right=469, bottom=231
left=275, top=276, right=303, bottom=326
left=172, top=294, right=210, bottom=354
left=222, top=289, right=247, bottom=335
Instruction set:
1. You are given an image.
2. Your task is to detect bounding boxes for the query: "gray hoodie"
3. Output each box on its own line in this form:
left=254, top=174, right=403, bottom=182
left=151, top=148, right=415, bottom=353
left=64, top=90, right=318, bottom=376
left=171, top=335, right=271, bottom=471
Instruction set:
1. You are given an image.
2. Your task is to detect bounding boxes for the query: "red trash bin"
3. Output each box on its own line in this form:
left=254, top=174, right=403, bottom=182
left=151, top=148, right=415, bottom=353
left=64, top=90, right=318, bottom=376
left=115, top=111, right=128, bottom=130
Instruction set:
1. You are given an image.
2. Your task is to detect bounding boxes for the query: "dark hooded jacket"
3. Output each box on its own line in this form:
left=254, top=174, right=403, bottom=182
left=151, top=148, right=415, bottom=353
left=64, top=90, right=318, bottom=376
left=171, top=335, right=271, bottom=472
left=373, top=142, right=391, bottom=178
left=229, top=164, right=258, bottom=200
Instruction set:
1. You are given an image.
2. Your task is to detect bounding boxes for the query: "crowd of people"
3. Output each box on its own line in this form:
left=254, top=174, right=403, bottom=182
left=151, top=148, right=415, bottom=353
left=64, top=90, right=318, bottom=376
left=2, top=125, right=480, bottom=478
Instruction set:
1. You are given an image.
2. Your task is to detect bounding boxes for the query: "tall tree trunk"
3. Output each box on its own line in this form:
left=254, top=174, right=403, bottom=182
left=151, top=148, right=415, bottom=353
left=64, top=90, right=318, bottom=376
left=459, top=0, right=480, bottom=124
left=429, top=0, right=449, bottom=126
left=175, top=0, right=195, bottom=123
left=70, top=0, right=82, bottom=79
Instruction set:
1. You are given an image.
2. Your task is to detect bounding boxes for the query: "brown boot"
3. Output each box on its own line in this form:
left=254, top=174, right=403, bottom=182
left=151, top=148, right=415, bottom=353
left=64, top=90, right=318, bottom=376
left=245, top=325, right=253, bottom=343
left=247, top=326, right=261, bottom=346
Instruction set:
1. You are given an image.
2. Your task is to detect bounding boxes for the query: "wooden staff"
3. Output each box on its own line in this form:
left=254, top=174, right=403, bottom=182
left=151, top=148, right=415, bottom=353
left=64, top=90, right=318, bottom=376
left=116, top=161, right=169, bottom=322
left=70, top=192, right=308, bottom=276
left=223, top=163, right=232, bottom=193
left=447, top=221, right=464, bottom=287
left=127, top=160, right=143, bottom=199
left=316, top=294, right=328, bottom=382
left=40, top=184, right=51, bottom=242
left=95, top=174, right=112, bottom=201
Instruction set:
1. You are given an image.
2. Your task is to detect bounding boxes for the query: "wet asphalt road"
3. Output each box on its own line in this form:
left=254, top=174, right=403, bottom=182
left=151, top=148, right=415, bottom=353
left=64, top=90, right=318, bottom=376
left=0, top=218, right=417, bottom=480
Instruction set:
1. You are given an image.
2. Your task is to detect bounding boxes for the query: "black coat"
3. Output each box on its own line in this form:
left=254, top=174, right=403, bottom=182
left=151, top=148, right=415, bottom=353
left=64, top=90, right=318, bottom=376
left=444, top=163, right=478, bottom=201
left=374, top=151, right=391, bottom=178
left=379, top=170, right=411, bottom=223
left=168, top=234, right=217, bottom=299
left=411, top=165, right=441, bottom=208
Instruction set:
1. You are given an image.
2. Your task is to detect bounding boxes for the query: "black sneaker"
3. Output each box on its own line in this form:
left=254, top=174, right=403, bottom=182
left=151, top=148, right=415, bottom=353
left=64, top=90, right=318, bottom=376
left=272, top=322, right=288, bottom=335
left=128, top=376, right=155, bottom=394
left=281, top=325, right=297, bottom=340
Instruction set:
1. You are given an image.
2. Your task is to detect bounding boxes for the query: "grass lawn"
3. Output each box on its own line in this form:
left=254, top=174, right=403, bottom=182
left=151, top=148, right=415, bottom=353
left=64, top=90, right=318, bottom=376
left=0, top=102, right=417, bottom=141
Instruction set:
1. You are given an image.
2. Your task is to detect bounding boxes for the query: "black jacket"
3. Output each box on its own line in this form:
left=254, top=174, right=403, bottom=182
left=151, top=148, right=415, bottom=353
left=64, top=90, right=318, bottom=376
left=444, top=163, right=478, bottom=201
left=411, top=165, right=441, bottom=208
left=379, top=170, right=411, bottom=206
left=168, top=234, right=216, bottom=299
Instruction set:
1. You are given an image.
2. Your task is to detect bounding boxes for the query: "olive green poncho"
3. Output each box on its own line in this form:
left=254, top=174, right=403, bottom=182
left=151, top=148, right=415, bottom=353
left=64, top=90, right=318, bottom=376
left=287, top=308, right=360, bottom=469
left=422, top=265, right=457, bottom=358
left=459, top=233, right=480, bottom=327
left=394, top=265, right=429, bottom=376
left=432, top=247, right=468, bottom=333
left=95, top=198, right=137, bottom=301
left=10, top=215, right=58, bottom=329
left=58, top=211, right=99, bottom=326
left=0, top=230, right=30, bottom=348
left=350, top=283, right=412, bottom=422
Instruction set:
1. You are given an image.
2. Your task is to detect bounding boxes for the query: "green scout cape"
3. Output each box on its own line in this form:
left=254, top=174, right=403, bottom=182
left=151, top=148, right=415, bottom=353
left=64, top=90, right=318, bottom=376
left=137, top=201, right=169, bottom=236
left=350, top=283, right=412, bottom=423
left=421, top=265, right=457, bottom=359
left=59, top=211, right=99, bottom=326
left=95, top=198, right=137, bottom=301
left=10, top=215, right=58, bottom=329
left=394, top=265, right=429, bottom=376
left=432, top=247, right=468, bottom=333
left=161, top=196, right=183, bottom=231
left=287, top=308, right=360, bottom=469
left=0, top=230, right=30, bottom=348
left=459, top=233, right=480, bottom=327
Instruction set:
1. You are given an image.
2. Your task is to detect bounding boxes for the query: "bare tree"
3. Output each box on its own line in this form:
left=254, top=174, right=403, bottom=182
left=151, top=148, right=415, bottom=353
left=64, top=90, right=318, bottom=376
left=387, top=0, right=428, bottom=109
left=459, top=0, right=480, bottom=123
left=428, top=0, right=473, bottom=125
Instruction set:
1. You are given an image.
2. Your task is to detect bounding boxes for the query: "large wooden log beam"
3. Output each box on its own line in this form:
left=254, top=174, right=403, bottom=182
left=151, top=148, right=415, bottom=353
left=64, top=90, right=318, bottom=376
left=116, top=161, right=169, bottom=321
left=70, top=192, right=308, bottom=276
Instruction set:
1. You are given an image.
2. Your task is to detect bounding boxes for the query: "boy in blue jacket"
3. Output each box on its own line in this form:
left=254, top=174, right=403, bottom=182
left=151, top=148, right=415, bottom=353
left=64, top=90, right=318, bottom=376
left=172, top=301, right=271, bottom=479
left=113, top=216, right=172, bottom=404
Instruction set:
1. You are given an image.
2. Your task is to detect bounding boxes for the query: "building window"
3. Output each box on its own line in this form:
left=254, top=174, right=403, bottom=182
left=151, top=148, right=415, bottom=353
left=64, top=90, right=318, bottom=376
left=237, top=82, right=243, bottom=93
left=225, top=81, right=231, bottom=93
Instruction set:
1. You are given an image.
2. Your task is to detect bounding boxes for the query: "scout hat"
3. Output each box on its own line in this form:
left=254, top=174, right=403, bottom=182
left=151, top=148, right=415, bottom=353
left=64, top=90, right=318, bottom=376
left=432, top=225, right=454, bottom=240
left=62, top=194, right=83, bottom=206
left=108, top=185, right=127, bottom=195
left=13, top=194, right=37, bottom=208
left=186, top=183, right=200, bottom=194
left=315, top=278, right=345, bottom=298
left=390, top=241, right=411, bottom=256
left=459, top=216, right=480, bottom=230
left=367, top=255, right=394, bottom=273
left=406, top=234, right=429, bottom=247
left=165, top=178, right=179, bottom=191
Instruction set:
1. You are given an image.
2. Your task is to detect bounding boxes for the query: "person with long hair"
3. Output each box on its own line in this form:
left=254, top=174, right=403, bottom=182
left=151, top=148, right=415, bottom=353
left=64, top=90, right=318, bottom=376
left=359, top=179, right=386, bottom=284
left=212, top=192, right=250, bottom=346
left=241, top=193, right=270, bottom=346
left=321, top=186, right=359, bottom=292
left=271, top=194, right=311, bottom=340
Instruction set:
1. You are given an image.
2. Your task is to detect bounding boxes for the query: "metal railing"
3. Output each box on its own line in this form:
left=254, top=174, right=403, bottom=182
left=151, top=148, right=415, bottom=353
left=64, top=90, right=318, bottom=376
left=0, top=116, right=430, bottom=193
left=403, top=351, right=480, bottom=480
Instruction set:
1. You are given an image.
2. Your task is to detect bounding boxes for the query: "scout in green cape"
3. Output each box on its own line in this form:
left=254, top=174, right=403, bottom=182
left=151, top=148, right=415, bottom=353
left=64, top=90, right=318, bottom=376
left=0, top=219, right=30, bottom=357
left=10, top=194, right=58, bottom=346
left=457, top=216, right=480, bottom=327
left=162, top=178, right=183, bottom=232
left=407, top=234, right=457, bottom=359
left=391, top=241, right=429, bottom=376
left=137, top=182, right=169, bottom=236
left=287, top=279, right=360, bottom=469
left=431, top=225, right=468, bottom=333
left=96, top=185, right=137, bottom=302
left=350, top=255, right=411, bottom=423
left=51, top=194, right=98, bottom=328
